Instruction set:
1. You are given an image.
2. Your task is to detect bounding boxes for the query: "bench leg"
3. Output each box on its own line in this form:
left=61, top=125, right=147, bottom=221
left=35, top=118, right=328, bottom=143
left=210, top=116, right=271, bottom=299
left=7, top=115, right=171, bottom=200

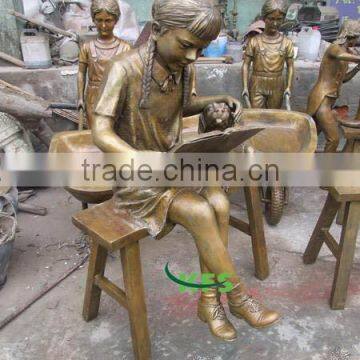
left=121, top=241, right=151, bottom=360
left=244, top=187, right=269, bottom=280
left=330, top=201, right=360, bottom=310
left=83, top=239, right=108, bottom=321
left=303, top=193, right=340, bottom=264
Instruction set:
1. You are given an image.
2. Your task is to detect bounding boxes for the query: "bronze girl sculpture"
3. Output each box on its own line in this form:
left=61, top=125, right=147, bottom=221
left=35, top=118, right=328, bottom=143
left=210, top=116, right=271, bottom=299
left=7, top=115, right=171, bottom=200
left=242, top=0, right=294, bottom=109
left=307, top=20, right=360, bottom=153
left=92, top=0, right=280, bottom=342
left=77, top=0, right=131, bottom=129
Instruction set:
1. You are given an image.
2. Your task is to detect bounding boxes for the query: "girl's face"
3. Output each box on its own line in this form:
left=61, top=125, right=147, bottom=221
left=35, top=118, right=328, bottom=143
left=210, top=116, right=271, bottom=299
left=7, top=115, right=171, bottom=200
left=94, top=10, right=117, bottom=38
left=155, top=28, right=211, bottom=73
left=264, top=10, right=285, bottom=35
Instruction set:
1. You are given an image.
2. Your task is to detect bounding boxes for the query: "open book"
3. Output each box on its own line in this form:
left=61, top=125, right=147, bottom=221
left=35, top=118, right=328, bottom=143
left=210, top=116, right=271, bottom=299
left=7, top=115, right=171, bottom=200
left=171, top=126, right=264, bottom=153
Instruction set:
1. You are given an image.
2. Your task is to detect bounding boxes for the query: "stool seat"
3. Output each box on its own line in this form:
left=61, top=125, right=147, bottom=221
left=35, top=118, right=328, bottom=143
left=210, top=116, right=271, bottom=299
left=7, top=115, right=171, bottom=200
left=330, top=187, right=360, bottom=203
left=72, top=200, right=147, bottom=251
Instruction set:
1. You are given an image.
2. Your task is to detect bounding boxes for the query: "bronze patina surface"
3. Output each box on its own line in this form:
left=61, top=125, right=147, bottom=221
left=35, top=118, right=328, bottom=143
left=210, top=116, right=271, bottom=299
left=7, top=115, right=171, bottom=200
left=307, top=20, right=360, bottom=152
left=242, top=0, right=294, bottom=109
left=77, top=0, right=131, bottom=129
left=92, top=0, right=280, bottom=342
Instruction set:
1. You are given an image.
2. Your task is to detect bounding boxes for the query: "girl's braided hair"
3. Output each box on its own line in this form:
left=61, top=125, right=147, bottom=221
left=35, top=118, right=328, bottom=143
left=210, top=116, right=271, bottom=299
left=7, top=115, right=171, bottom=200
left=139, top=0, right=222, bottom=109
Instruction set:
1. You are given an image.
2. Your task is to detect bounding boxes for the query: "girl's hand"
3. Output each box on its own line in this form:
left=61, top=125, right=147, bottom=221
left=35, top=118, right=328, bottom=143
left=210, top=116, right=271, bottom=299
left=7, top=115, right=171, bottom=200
left=224, top=96, right=242, bottom=119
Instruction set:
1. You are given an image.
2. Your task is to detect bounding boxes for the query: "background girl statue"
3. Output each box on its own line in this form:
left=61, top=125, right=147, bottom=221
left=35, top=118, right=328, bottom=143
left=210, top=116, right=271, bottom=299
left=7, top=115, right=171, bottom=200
left=77, top=0, right=131, bottom=129
left=307, top=20, right=360, bottom=153
left=242, top=0, right=294, bottom=109
left=92, top=0, right=280, bottom=342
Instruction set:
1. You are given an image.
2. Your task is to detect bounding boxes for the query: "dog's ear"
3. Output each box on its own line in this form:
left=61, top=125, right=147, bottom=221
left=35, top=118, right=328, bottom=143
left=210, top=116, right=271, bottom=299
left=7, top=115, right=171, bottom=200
left=198, top=113, right=207, bottom=134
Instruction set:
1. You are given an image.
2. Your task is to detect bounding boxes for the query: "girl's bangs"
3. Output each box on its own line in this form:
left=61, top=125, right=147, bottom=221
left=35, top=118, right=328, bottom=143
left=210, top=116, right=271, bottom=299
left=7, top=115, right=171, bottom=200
left=189, top=10, right=222, bottom=41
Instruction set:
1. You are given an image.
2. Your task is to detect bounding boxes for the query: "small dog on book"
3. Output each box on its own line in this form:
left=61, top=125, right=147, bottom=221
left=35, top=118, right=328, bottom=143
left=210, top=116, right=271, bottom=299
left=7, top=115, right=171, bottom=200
left=198, top=102, right=234, bottom=133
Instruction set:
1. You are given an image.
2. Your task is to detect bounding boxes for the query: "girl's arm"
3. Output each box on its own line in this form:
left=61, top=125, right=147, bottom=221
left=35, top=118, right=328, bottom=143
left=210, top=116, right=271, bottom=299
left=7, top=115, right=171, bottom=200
left=343, top=64, right=360, bottom=83
left=183, top=95, right=242, bottom=118
left=92, top=114, right=137, bottom=154
left=77, top=62, right=87, bottom=110
left=284, top=57, right=294, bottom=96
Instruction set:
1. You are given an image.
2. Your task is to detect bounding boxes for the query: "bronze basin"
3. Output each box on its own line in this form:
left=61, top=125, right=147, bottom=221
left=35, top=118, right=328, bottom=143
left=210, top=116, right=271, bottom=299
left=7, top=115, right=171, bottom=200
left=49, top=130, right=113, bottom=204
left=235, top=109, right=318, bottom=153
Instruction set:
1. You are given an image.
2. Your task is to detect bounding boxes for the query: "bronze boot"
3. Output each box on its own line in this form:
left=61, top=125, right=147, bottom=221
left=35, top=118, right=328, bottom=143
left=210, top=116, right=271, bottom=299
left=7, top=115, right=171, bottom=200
left=227, top=285, right=281, bottom=329
left=198, top=289, right=237, bottom=342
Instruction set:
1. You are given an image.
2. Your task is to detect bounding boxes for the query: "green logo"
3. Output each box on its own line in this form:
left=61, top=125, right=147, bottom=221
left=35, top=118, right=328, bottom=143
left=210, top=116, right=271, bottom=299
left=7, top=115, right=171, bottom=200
left=164, top=263, right=234, bottom=294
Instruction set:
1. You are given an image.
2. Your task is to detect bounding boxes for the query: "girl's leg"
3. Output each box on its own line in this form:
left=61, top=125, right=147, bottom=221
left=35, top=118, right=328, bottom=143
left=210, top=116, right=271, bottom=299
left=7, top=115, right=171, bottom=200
left=315, top=97, right=339, bottom=153
left=168, top=190, right=238, bottom=341
left=168, top=190, right=241, bottom=286
left=168, top=190, right=280, bottom=331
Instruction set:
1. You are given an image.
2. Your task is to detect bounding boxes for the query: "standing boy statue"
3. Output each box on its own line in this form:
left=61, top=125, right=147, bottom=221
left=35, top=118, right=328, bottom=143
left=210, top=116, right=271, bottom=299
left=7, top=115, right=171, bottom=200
left=242, top=0, right=294, bottom=109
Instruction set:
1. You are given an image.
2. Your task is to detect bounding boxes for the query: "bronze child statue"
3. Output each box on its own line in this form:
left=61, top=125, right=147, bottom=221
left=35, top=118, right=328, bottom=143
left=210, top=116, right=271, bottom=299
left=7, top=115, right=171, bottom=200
left=92, top=0, right=280, bottom=342
left=77, top=0, right=131, bottom=129
left=242, top=0, right=294, bottom=109
left=307, top=20, right=360, bottom=153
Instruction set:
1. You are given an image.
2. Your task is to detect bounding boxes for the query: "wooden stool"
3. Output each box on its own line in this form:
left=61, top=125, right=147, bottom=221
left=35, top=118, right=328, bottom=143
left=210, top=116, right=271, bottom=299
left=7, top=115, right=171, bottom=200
left=72, top=193, right=269, bottom=359
left=230, top=187, right=269, bottom=280
left=72, top=200, right=151, bottom=360
left=303, top=187, right=360, bottom=310
left=337, top=119, right=360, bottom=225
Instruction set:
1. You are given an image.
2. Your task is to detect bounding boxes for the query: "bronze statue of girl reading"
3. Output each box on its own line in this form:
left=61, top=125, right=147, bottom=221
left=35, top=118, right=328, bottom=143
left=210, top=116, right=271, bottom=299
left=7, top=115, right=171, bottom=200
left=92, top=0, right=280, bottom=342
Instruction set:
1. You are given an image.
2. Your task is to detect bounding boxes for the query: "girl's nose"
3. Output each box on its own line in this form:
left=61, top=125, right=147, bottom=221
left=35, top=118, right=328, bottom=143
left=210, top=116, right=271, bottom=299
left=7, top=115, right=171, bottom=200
left=185, top=49, right=197, bottom=62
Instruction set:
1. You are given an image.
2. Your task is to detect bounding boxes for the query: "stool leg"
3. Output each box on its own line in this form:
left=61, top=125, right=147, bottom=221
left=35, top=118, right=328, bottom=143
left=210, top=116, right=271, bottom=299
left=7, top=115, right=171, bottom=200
left=83, top=239, right=108, bottom=321
left=330, top=201, right=360, bottom=310
left=303, top=193, right=340, bottom=264
left=244, top=187, right=269, bottom=280
left=121, top=241, right=151, bottom=360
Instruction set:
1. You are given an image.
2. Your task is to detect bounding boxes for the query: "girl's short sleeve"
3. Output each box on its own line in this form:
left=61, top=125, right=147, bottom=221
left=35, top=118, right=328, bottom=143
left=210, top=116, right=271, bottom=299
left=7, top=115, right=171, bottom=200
left=78, top=43, right=89, bottom=64
left=94, top=61, right=128, bottom=119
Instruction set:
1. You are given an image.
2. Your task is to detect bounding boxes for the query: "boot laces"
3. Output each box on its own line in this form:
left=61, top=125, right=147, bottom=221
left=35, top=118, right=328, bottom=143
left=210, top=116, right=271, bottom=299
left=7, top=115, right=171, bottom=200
left=212, top=304, right=226, bottom=321
left=242, top=296, right=262, bottom=313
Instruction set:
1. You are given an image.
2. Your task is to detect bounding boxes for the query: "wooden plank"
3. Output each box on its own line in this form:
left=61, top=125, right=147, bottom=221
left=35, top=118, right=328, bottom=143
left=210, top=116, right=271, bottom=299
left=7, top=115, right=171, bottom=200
left=322, top=230, right=340, bottom=259
left=244, top=186, right=269, bottom=280
left=82, top=240, right=108, bottom=321
left=94, top=275, right=128, bottom=309
left=303, top=193, right=340, bottom=264
left=330, top=201, right=360, bottom=310
left=0, top=51, right=24, bottom=67
left=121, top=242, right=151, bottom=360
left=230, top=216, right=250, bottom=235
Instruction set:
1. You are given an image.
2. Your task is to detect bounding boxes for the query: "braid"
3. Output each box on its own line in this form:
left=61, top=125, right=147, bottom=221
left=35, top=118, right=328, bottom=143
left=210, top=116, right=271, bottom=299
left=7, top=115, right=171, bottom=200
left=139, top=37, right=156, bottom=109
left=182, top=65, right=191, bottom=108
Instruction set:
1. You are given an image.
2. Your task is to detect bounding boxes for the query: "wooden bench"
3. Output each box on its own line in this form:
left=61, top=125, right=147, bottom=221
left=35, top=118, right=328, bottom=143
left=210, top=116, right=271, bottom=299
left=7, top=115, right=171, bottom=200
left=303, top=187, right=360, bottom=310
left=72, top=190, right=269, bottom=359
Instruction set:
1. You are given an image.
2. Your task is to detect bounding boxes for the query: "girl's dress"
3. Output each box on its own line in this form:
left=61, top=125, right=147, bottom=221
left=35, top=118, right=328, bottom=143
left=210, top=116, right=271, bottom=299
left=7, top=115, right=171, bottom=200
left=79, top=37, right=131, bottom=128
left=95, top=45, right=198, bottom=239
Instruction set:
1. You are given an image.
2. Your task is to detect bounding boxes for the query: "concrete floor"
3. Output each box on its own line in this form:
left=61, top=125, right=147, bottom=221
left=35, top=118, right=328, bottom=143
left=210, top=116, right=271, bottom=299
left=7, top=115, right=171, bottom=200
left=1, top=187, right=360, bottom=360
